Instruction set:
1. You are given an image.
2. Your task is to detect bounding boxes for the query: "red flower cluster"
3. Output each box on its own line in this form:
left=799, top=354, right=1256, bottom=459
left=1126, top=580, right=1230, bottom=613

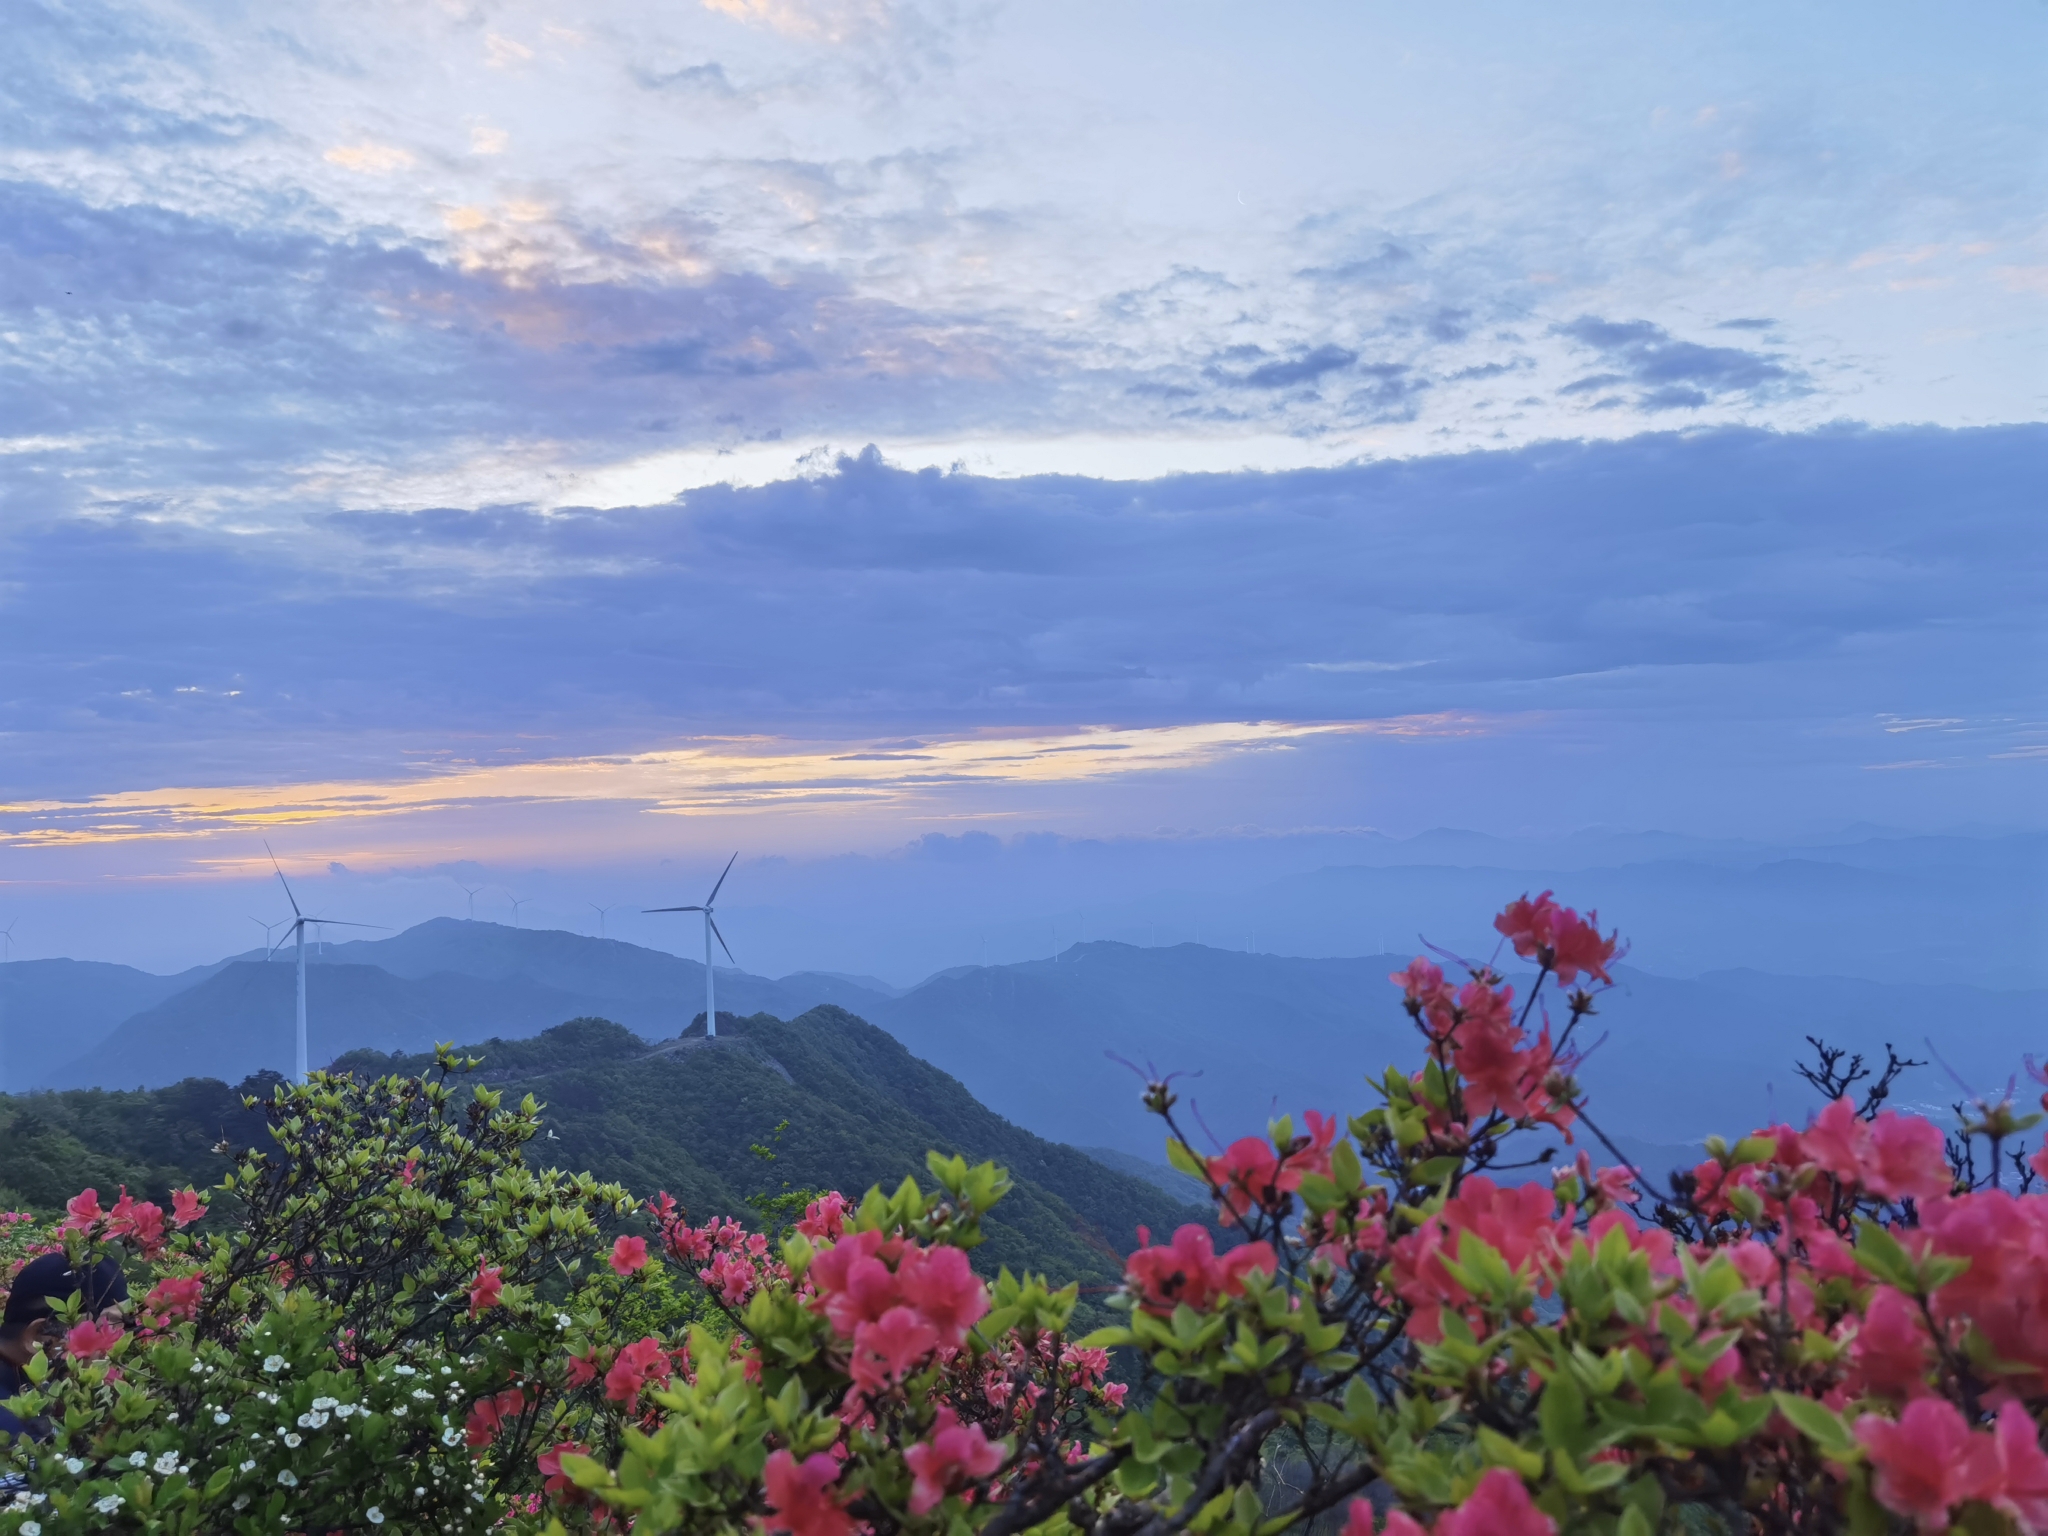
left=1123, top=1224, right=1277, bottom=1316
left=1800, top=1095, right=1953, bottom=1202
left=1493, top=890, right=1618, bottom=985
left=465, top=1386, right=528, bottom=1447
left=904, top=1406, right=1006, bottom=1513
left=603, top=1337, right=674, bottom=1405
left=142, top=1273, right=204, bottom=1324
left=1914, top=1189, right=2048, bottom=1399
left=468, top=1264, right=504, bottom=1316
left=1206, top=1111, right=1340, bottom=1225
left=1857, top=1398, right=2048, bottom=1531
left=1345, top=1468, right=1557, bottom=1536
left=1389, top=1176, right=1576, bottom=1344
left=609, top=1235, right=649, bottom=1277
left=1389, top=961, right=1576, bottom=1129
left=808, top=1230, right=990, bottom=1396
left=64, top=1317, right=123, bottom=1360
left=762, top=1449, right=856, bottom=1536
left=61, top=1185, right=190, bottom=1258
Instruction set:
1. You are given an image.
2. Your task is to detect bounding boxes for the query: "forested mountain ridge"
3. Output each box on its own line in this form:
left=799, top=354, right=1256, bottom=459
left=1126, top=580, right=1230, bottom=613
left=0, top=1006, right=1211, bottom=1298
left=331, top=1006, right=1208, bottom=1289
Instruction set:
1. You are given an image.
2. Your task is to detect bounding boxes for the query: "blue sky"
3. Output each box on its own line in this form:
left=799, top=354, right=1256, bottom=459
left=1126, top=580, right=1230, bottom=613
left=0, top=0, right=2043, bottom=967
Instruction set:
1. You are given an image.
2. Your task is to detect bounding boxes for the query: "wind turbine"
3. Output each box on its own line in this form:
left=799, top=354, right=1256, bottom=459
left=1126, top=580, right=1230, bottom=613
left=265, top=846, right=383, bottom=1084
left=646, top=853, right=737, bottom=1040
left=589, top=903, right=615, bottom=940
left=457, top=882, right=484, bottom=921
left=507, top=893, right=531, bottom=929
left=249, top=916, right=284, bottom=957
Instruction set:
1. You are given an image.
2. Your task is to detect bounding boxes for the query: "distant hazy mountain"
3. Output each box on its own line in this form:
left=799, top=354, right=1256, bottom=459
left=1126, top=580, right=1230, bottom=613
left=861, top=942, right=2047, bottom=1160
left=36, top=924, right=900, bottom=1090
left=23, top=921, right=2042, bottom=1173
left=0, top=957, right=224, bottom=1091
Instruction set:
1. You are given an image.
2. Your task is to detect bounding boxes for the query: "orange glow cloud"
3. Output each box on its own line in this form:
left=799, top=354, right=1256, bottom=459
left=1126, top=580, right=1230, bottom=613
left=0, top=716, right=1501, bottom=858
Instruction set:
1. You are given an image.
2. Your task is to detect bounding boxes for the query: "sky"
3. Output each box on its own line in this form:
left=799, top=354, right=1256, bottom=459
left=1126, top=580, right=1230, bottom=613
left=1, top=0, right=2043, bottom=972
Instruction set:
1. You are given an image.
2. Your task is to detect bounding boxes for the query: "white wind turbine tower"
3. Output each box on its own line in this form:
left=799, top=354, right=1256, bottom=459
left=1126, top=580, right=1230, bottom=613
left=265, top=847, right=383, bottom=1084
left=589, top=903, right=616, bottom=940
left=457, top=882, right=484, bottom=921
left=646, top=853, right=738, bottom=1039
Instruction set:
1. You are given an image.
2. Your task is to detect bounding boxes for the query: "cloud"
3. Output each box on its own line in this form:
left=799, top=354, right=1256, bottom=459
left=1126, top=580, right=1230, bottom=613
left=323, top=141, right=416, bottom=173
left=1237, top=345, right=1358, bottom=390
left=1, top=719, right=1491, bottom=849
left=699, top=0, right=893, bottom=43
left=1, top=427, right=2039, bottom=825
left=1554, top=317, right=1803, bottom=412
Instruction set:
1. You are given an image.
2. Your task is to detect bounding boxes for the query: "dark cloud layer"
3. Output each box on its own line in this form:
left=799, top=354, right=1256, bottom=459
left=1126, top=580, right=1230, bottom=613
left=2, top=425, right=2040, bottom=798
left=1555, top=316, right=1802, bottom=412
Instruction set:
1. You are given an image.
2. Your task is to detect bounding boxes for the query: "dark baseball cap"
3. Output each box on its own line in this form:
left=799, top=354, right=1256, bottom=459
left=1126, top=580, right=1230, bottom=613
left=2, top=1254, right=129, bottom=1330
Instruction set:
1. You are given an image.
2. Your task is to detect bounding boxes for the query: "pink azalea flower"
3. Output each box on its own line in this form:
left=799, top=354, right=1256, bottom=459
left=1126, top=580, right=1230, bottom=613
left=143, top=1274, right=204, bottom=1324
left=1341, top=1500, right=1428, bottom=1536
left=1436, top=1468, right=1556, bottom=1536
left=1547, top=906, right=1618, bottom=984
left=848, top=1305, right=940, bottom=1393
left=1850, top=1285, right=1932, bottom=1399
left=904, top=1407, right=1006, bottom=1513
left=896, top=1245, right=990, bottom=1346
left=537, top=1439, right=590, bottom=1496
left=603, top=1336, right=672, bottom=1404
left=64, top=1318, right=123, bottom=1361
left=468, top=1264, right=503, bottom=1316
left=1124, top=1224, right=1276, bottom=1315
left=795, top=1193, right=850, bottom=1240
left=609, top=1235, right=649, bottom=1276
left=1863, top=1113, right=1953, bottom=1203
left=1856, top=1397, right=1997, bottom=1527
left=170, top=1187, right=206, bottom=1228
left=1985, top=1399, right=2048, bottom=1533
left=60, top=1188, right=103, bottom=1234
left=762, top=1449, right=856, bottom=1536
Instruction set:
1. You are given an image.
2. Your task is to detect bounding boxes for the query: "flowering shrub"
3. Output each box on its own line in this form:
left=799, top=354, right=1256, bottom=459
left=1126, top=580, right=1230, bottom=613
left=534, top=893, right=2048, bottom=1536
left=3, top=897, right=2045, bottom=1536
left=0, top=1046, right=638, bottom=1533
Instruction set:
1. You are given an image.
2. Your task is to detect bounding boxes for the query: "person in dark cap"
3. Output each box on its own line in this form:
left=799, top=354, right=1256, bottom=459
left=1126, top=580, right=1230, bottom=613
left=0, top=1254, right=129, bottom=1442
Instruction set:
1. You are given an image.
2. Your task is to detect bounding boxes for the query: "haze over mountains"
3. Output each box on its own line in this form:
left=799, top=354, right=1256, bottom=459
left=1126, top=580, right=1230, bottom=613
left=7, top=897, right=2040, bottom=1168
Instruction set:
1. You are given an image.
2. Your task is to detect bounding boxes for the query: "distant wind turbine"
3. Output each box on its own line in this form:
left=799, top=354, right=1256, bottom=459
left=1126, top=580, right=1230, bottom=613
left=589, top=903, right=615, bottom=939
left=457, top=882, right=484, bottom=921
left=646, top=853, right=737, bottom=1040
left=507, top=894, right=531, bottom=928
left=250, top=916, right=284, bottom=956
left=265, top=845, right=384, bottom=1083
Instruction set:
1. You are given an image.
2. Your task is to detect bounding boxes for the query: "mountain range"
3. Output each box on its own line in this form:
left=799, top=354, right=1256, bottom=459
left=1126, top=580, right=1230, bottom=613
left=5, top=918, right=2042, bottom=1166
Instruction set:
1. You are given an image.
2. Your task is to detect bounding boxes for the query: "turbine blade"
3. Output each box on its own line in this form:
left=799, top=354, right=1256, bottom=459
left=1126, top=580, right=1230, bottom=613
left=302, top=919, right=387, bottom=930
left=708, top=915, right=736, bottom=966
left=643, top=905, right=704, bottom=913
left=705, top=851, right=738, bottom=907
left=266, top=841, right=303, bottom=918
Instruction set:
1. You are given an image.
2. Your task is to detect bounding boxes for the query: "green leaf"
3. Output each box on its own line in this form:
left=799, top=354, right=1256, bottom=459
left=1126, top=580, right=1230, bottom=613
left=1537, top=1369, right=1589, bottom=1459
left=1771, top=1392, right=1862, bottom=1462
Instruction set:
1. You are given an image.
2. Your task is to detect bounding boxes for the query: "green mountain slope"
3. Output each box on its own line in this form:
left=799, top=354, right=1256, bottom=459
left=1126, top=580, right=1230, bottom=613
left=331, top=1007, right=1209, bottom=1290
left=0, top=1006, right=1210, bottom=1305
